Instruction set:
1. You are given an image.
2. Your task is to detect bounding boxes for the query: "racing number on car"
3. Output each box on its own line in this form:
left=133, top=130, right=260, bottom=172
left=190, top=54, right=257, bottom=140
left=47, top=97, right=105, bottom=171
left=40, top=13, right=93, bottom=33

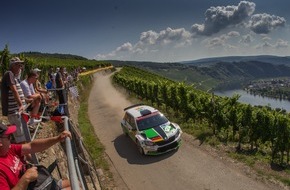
left=164, top=125, right=171, bottom=132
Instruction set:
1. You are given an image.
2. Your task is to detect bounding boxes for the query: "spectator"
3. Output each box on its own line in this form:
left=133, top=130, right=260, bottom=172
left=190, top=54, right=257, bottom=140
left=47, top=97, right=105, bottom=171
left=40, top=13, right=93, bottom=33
left=0, top=123, right=71, bottom=189
left=20, top=70, right=42, bottom=125
left=1, top=57, right=27, bottom=143
left=33, top=68, right=49, bottom=104
left=66, top=73, right=73, bottom=85
left=48, top=67, right=56, bottom=89
left=54, top=67, right=60, bottom=80
left=55, top=67, right=67, bottom=105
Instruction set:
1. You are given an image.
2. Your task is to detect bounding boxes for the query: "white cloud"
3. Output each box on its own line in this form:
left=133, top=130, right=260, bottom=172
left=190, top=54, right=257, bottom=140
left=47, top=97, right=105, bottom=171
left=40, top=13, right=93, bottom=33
left=191, top=1, right=255, bottom=36
left=240, top=34, right=253, bottom=44
left=158, top=27, right=191, bottom=45
left=137, top=27, right=191, bottom=47
left=139, top=30, right=158, bottom=45
left=95, top=27, right=192, bottom=61
left=262, top=36, right=271, bottom=41
left=255, top=39, right=289, bottom=53
left=227, top=31, right=240, bottom=37
left=95, top=1, right=288, bottom=62
left=116, top=42, right=132, bottom=52
left=249, top=13, right=286, bottom=34
left=205, top=37, right=226, bottom=49
left=274, top=39, right=288, bottom=49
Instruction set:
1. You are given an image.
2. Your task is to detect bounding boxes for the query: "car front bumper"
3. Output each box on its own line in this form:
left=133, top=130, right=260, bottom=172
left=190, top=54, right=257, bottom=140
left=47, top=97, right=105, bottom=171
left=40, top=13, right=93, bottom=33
left=143, top=138, right=182, bottom=155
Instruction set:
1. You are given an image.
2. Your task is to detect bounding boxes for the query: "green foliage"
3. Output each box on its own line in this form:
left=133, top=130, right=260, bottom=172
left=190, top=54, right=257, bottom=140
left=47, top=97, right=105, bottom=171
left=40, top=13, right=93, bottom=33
left=113, top=66, right=290, bottom=167
left=0, top=47, right=111, bottom=84
left=0, top=45, right=10, bottom=75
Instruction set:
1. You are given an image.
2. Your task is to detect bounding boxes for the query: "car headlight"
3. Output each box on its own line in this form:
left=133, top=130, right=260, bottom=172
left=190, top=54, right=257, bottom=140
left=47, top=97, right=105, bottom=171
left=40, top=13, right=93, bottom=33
left=144, top=140, right=154, bottom=146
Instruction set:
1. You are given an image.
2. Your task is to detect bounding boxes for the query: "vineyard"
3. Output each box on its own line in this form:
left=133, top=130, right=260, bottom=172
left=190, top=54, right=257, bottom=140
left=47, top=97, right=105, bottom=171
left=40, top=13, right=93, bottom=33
left=0, top=46, right=111, bottom=84
left=2, top=46, right=290, bottom=185
left=113, top=66, right=290, bottom=167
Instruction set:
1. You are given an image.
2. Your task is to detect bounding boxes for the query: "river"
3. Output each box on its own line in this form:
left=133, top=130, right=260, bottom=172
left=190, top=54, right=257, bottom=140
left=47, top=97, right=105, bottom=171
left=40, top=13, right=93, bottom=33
left=214, top=89, right=290, bottom=112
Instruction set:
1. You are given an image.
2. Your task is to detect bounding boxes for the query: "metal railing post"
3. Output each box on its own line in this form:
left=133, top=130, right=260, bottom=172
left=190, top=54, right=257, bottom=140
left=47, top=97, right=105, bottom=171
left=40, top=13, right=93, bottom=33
left=63, top=116, right=80, bottom=190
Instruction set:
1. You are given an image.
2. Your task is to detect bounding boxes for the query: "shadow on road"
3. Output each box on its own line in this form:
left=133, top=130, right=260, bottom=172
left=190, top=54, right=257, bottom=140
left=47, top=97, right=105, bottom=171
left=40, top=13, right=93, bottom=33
left=113, top=134, right=178, bottom=165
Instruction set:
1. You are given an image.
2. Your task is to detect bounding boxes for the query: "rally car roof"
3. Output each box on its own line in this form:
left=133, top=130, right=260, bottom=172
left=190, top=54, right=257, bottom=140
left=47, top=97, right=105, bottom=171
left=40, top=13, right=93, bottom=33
left=124, top=104, right=158, bottom=118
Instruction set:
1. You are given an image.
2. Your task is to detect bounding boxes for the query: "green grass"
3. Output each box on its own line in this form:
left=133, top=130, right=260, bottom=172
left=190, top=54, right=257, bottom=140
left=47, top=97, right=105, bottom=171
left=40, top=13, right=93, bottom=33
left=77, top=75, right=109, bottom=171
left=227, top=147, right=290, bottom=186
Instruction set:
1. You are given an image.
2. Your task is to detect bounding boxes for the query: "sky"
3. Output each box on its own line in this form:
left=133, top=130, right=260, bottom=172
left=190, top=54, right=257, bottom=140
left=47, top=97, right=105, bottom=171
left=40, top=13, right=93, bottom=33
left=1, top=0, right=290, bottom=62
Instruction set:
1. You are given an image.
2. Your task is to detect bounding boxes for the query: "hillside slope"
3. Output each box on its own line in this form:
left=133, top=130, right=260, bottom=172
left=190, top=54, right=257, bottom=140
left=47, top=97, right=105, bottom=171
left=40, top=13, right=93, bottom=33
left=88, top=71, right=288, bottom=190
left=109, top=56, right=290, bottom=91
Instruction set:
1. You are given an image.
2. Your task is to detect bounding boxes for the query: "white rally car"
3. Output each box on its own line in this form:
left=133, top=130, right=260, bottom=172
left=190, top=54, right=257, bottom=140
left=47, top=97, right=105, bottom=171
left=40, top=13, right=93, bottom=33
left=121, top=104, right=182, bottom=155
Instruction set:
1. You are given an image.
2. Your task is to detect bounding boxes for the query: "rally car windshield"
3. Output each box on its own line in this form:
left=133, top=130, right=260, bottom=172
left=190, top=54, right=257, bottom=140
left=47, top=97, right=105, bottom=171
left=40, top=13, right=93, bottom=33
left=137, top=113, right=169, bottom=131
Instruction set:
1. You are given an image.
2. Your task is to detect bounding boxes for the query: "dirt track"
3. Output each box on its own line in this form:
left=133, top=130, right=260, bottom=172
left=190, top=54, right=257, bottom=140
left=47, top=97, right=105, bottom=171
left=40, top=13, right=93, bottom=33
left=88, top=71, right=285, bottom=190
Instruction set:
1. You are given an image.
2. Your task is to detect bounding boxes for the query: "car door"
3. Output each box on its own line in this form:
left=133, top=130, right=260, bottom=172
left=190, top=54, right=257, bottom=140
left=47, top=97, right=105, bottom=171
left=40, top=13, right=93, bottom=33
left=125, top=114, right=137, bottom=140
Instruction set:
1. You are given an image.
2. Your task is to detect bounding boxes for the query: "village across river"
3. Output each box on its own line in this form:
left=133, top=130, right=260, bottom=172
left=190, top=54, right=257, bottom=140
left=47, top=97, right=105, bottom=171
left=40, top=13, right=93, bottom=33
left=215, top=89, right=290, bottom=112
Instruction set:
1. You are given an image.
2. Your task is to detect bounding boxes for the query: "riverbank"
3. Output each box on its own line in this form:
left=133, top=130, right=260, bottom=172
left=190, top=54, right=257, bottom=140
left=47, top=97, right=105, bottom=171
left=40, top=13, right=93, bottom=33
left=215, top=89, right=290, bottom=112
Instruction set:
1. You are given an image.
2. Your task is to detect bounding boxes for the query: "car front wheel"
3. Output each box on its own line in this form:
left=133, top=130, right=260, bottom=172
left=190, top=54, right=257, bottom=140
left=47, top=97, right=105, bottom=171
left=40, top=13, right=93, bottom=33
left=137, top=140, right=145, bottom=155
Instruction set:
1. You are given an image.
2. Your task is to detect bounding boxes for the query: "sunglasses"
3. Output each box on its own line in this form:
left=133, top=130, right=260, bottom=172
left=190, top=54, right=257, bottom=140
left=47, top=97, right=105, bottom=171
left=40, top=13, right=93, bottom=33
left=15, top=63, right=24, bottom=67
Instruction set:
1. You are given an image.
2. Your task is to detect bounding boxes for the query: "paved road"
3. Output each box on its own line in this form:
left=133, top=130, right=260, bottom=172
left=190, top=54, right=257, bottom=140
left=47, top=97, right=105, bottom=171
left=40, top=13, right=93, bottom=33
left=88, top=71, right=281, bottom=190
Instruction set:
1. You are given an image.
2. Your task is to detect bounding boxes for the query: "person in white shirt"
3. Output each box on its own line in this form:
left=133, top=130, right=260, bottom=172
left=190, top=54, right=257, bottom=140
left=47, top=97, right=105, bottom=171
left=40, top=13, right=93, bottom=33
left=20, top=70, right=42, bottom=125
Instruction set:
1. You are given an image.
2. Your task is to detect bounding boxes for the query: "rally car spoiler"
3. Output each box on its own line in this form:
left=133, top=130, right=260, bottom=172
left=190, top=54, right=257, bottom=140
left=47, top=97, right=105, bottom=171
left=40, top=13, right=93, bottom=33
left=124, top=103, right=144, bottom=111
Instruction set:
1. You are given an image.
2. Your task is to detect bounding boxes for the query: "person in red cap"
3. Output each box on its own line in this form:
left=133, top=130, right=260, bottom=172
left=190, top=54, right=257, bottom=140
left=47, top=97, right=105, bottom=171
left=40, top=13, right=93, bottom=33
left=0, top=123, right=71, bottom=189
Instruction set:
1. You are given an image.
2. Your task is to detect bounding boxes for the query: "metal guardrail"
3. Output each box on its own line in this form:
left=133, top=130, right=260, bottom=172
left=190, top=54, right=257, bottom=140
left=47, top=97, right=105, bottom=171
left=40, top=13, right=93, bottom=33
left=24, top=81, right=102, bottom=190
left=63, top=116, right=81, bottom=190
left=69, top=119, right=100, bottom=190
left=24, top=90, right=83, bottom=189
left=28, top=108, right=90, bottom=189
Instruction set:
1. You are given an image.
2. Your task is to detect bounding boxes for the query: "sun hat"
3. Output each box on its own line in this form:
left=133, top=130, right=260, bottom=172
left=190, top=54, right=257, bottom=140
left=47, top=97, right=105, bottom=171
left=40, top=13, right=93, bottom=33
left=33, top=68, right=41, bottom=72
left=9, top=57, right=24, bottom=67
left=0, top=123, right=16, bottom=136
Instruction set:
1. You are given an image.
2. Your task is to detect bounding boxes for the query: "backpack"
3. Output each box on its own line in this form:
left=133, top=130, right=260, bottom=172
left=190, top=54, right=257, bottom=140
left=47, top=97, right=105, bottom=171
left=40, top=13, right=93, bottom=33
left=45, top=81, right=53, bottom=89
left=27, top=165, right=60, bottom=190
left=52, top=105, right=65, bottom=116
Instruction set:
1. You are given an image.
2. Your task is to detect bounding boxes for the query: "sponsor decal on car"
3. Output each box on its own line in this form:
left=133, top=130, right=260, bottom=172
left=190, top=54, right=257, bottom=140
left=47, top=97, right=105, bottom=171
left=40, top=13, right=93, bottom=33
left=142, top=124, right=176, bottom=142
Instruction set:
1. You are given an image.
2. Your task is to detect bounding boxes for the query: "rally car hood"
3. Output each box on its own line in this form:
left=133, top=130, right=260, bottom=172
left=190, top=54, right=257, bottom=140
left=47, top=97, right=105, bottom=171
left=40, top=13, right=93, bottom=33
left=140, top=122, right=178, bottom=142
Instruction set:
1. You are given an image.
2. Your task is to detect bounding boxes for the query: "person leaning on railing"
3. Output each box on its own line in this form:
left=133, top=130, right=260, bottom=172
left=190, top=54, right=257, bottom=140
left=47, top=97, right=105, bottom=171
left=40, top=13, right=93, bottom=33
left=0, top=122, right=72, bottom=190
left=1, top=57, right=27, bottom=143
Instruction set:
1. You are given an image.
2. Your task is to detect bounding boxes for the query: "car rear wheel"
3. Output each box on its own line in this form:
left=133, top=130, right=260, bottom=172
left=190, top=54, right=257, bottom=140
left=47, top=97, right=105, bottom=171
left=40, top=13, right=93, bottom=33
left=121, top=124, right=128, bottom=137
left=122, top=128, right=128, bottom=137
left=137, top=140, right=145, bottom=155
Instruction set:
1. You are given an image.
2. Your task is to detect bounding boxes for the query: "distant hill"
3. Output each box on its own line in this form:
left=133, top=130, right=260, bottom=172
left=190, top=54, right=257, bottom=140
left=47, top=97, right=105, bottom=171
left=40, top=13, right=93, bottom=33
left=109, top=55, right=290, bottom=91
left=181, top=55, right=290, bottom=67
left=20, top=51, right=88, bottom=60
left=16, top=52, right=290, bottom=91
